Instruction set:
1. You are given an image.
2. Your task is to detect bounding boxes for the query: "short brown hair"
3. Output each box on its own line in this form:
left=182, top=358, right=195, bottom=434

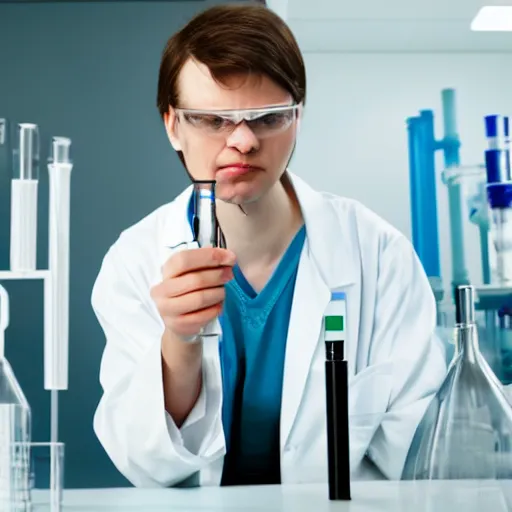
left=156, top=2, right=306, bottom=118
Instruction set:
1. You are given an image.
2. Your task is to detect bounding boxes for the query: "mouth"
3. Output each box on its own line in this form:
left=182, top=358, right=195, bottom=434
left=216, top=163, right=262, bottom=177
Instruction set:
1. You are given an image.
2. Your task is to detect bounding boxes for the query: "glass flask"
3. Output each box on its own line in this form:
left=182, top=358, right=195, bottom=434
left=401, top=284, right=512, bottom=480
left=0, top=285, right=32, bottom=511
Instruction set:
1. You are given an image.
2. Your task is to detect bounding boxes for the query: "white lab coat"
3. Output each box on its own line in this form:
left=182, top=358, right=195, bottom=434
left=91, top=171, right=447, bottom=488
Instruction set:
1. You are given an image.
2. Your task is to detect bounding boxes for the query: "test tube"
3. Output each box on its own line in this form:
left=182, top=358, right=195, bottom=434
left=324, top=292, right=351, bottom=501
left=0, top=283, right=8, bottom=360
left=0, top=119, right=10, bottom=265
left=484, top=115, right=512, bottom=285
left=46, top=137, right=72, bottom=392
left=10, top=123, right=40, bottom=272
left=484, top=115, right=510, bottom=184
left=0, top=119, right=6, bottom=146
left=487, top=183, right=512, bottom=285
left=0, top=119, right=9, bottom=173
left=192, top=181, right=225, bottom=337
left=485, top=115, right=509, bottom=150
left=192, top=181, right=225, bottom=249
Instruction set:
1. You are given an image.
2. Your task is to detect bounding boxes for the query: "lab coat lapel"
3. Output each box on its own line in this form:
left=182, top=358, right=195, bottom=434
left=158, top=185, right=194, bottom=265
left=281, top=245, right=330, bottom=449
left=280, top=172, right=357, bottom=449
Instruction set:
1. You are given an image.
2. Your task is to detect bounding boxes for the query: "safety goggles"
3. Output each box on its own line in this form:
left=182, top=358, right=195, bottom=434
left=174, top=103, right=301, bottom=139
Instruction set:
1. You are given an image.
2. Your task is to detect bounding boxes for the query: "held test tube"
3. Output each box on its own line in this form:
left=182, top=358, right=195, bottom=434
left=324, top=292, right=351, bottom=501
left=192, top=181, right=226, bottom=337
left=10, top=123, right=39, bottom=272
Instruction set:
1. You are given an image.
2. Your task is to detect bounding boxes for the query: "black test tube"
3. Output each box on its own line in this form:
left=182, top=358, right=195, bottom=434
left=325, top=339, right=351, bottom=500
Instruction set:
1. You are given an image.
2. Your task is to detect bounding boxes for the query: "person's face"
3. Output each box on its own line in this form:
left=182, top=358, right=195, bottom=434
left=163, top=58, right=300, bottom=206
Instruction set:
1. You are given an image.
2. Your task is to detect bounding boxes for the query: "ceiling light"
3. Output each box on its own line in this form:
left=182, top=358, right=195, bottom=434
left=471, top=6, right=512, bottom=31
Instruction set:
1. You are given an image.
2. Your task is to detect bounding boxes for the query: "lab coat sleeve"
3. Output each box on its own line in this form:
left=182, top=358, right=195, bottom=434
left=91, top=241, right=225, bottom=487
left=365, top=234, right=447, bottom=480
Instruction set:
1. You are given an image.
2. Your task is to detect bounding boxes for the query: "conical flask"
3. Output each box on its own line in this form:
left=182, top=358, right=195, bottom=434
left=0, top=284, right=32, bottom=511
left=402, top=285, right=512, bottom=480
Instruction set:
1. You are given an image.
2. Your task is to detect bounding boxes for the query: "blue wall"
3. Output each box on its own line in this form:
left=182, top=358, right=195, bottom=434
left=0, top=1, right=224, bottom=488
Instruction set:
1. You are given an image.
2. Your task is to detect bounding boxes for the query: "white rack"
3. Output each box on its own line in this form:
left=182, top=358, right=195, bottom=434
left=0, top=271, right=49, bottom=280
left=0, top=125, right=73, bottom=450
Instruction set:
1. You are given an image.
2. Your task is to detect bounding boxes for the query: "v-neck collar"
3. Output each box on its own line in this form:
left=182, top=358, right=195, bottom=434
left=228, top=225, right=306, bottom=309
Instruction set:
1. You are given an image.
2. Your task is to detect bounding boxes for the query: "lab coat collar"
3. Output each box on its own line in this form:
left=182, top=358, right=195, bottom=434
left=159, top=170, right=357, bottom=291
left=160, top=184, right=195, bottom=252
left=285, top=171, right=356, bottom=290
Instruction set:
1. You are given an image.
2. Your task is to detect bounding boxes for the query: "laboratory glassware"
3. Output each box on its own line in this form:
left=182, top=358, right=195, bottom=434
left=484, top=115, right=512, bottom=285
left=191, top=180, right=226, bottom=338
left=487, top=184, right=512, bottom=286
left=10, top=123, right=39, bottom=272
left=0, top=284, right=32, bottom=511
left=0, top=119, right=11, bottom=268
left=43, top=137, right=73, bottom=511
left=46, top=138, right=73, bottom=442
left=324, top=291, right=350, bottom=500
left=0, top=119, right=9, bottom=177
left=401, top=285, right=512, bottom=480
left=0, top=119, right=6, bottom=148
left=28, top=441, right=65, bottom=512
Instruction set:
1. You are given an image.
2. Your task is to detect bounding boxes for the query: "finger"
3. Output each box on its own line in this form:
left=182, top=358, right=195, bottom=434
left=159, top=286, right=226, bottom=317
left=163, top=247, right=236, bottom=279
left=171, top=304, right=223, bottom=337
left=165, top=267, right=234, bottom=297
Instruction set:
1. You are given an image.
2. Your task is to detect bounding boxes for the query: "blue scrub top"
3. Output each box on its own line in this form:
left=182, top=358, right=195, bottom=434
left=187, top=194, right=306, bottom=485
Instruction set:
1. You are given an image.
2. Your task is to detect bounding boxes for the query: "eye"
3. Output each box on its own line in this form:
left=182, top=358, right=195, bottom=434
left=203, top=115, right=226, bottom=129
left=253, top=112, right=290, bottom=128
left=184, top=114, right=230, bottom=131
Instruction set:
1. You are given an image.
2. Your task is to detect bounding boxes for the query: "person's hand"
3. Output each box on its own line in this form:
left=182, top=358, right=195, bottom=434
left=151, top=247, right=236, bottom=341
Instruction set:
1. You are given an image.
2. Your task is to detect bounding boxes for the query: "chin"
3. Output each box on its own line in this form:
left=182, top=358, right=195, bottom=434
left=216, top=182, right=264, bottom=205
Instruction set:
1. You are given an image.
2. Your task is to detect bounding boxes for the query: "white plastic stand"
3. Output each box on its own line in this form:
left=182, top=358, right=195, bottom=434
left=0, top=131, right=72, bottom=512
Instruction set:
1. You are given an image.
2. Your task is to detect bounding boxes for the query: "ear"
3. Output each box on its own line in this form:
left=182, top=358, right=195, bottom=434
left=164, top=107, right=182, bottom=151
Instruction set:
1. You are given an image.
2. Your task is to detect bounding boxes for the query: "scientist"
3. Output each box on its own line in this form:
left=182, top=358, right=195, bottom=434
left=91, top=2, right=447, bottom=488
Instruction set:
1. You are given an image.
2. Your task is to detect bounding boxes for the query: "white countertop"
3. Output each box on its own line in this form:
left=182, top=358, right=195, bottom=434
left=31, top=480, right=512, bottom=511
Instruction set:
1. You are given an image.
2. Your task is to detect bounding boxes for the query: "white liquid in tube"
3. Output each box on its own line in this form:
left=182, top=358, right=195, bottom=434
left=10, top=179, right=38, bottom=272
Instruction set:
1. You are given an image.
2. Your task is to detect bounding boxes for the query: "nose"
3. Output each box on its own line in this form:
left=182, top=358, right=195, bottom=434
left=225, top=122, right=260, bottom=154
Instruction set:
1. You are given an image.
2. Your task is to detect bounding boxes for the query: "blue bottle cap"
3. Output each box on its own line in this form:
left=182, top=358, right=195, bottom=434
left=485, top=115, right=509, bottom=139
left=487, top=182, right=512, bottom=209
left=485, top=149, right=511, bottom=184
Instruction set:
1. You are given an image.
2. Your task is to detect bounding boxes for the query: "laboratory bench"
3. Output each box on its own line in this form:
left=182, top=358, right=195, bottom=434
left=31, top=480, right=512, bottom=511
